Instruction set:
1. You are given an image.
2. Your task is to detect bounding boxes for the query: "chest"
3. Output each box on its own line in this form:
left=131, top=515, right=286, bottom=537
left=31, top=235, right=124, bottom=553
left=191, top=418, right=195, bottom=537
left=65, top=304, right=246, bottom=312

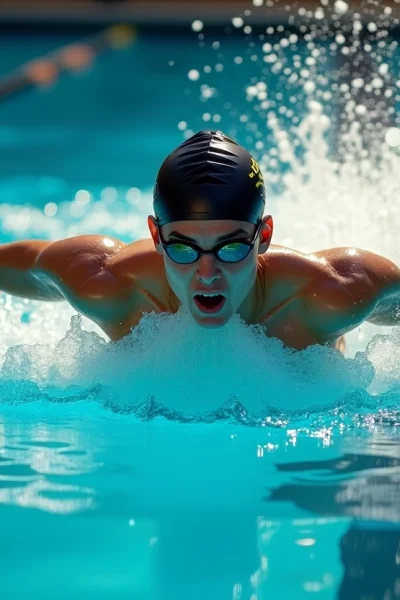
left=104, top=279, right=179, bottom=340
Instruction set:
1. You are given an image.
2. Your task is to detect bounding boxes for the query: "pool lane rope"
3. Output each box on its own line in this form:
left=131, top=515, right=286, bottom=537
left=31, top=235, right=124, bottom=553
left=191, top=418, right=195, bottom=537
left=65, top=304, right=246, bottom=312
left=0, top=24, right=136, bottom=103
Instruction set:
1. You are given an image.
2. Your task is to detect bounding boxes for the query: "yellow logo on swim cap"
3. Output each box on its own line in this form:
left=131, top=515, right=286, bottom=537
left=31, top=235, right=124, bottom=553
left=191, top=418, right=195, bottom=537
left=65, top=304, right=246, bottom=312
left=248, top=158, right=264, bottom=188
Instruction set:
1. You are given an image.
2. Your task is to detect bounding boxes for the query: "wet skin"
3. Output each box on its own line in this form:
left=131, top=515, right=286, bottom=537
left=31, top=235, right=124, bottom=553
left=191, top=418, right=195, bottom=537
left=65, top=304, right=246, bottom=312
left=0, top=214, right=399, bottom=351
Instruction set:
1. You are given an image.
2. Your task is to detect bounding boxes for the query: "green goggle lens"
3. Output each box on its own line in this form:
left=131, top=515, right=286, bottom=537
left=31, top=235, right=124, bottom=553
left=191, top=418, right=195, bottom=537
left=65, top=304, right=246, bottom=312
left=165, top=242, right=251, bottom=264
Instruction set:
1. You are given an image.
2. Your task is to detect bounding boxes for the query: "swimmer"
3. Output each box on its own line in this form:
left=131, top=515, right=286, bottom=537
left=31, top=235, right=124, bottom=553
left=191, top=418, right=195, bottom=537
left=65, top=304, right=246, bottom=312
left=0, top=130, right=399, bottom=351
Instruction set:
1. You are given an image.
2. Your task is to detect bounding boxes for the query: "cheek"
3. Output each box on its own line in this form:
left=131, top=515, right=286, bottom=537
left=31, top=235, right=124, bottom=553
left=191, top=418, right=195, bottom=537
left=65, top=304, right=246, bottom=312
left=165, top=261, right=192, bottom=295
left=225, top=256, right=257, bottom=287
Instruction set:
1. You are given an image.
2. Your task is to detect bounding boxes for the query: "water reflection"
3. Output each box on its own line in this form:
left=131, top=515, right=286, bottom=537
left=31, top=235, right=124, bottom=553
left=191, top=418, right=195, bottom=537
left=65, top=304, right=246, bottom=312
left=275, top=452, right=400, bottom=476
left=0, top=412, right=101, bottom=513
left=338, top=525, right=400, bottom=600
left=269, top=441, right=400, bottom=522
left=268, top=432, right=400, bottom=600
left=1, top=409, right=399, bottom=598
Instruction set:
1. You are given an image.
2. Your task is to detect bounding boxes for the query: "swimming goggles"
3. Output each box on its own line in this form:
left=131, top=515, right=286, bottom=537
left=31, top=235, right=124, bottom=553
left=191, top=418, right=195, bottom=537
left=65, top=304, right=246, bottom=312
left=156, top=219, right=263, bottom=265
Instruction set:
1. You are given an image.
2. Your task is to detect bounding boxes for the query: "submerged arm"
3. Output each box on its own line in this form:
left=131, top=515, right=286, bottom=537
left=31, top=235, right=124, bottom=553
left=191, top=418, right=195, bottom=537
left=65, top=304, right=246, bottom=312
left=366, top=280, right=400, bottom=325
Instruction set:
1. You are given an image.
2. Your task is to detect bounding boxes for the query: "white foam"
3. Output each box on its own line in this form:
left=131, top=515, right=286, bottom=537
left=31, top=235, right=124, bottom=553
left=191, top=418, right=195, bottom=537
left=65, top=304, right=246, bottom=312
left=0, top=304, right=397, bottom=416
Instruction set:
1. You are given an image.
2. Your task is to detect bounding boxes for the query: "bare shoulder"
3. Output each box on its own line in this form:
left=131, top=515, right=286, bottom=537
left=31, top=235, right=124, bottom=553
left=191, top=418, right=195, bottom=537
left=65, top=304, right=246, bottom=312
left=255, top=243, right=334, bottom=320
left=301, top=246, right=400, bottom=335
left=105, top=236, right=170, bottom=302
left=258, top=244, right=332, bottom=284
left=35, top=235, right=171, bottom=332
left=36, top=234, right=126, bottom=293
left=262, top=244, right=398, bottom=293
left=256, top=244, right=389, bottom=340
left=106, top=236, right=164, bottom=279
left=313, top=246, right=400, bottom=287
left=37, top=235, right=165, bottom=298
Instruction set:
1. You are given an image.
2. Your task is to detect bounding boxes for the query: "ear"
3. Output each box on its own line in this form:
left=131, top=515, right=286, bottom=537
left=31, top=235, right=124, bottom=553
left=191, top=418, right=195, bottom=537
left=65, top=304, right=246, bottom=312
left=147, top=215, right=163, bottom=255
left=258, top=215, right=273, bottom=254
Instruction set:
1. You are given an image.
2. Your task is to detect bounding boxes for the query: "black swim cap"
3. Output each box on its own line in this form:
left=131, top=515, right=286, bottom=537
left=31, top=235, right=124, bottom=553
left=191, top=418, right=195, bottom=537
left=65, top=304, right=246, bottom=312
left=153, top=130, right=265, bottom=226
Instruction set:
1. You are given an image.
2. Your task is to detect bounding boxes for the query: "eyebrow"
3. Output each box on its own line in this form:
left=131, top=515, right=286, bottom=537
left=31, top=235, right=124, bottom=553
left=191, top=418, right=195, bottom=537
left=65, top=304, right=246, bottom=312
left=167, top=228, right=249, bottom=244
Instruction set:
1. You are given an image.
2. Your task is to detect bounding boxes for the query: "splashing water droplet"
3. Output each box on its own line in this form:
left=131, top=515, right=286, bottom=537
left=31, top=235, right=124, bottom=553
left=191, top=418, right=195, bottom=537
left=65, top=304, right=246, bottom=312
left=232, top=17, right=244, bottom=28
left=385, top=128, right=400, bottom=147
left=191, top=20, right=203, bottom=32
left=334, top=0, right=349, bottom=14
left=188, top=69, right=200, bottom=81
left=304, top=81, right=316, bottom=95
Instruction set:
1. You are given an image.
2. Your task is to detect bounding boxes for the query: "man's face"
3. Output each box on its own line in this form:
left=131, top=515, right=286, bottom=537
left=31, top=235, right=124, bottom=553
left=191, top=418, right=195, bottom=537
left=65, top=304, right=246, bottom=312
left=148, top=217, right=272, bottom=328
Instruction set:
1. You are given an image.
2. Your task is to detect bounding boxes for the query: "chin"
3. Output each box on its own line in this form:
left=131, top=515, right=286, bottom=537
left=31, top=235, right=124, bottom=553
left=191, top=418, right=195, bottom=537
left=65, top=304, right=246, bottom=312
left=189, top=309, right=231, bottom=329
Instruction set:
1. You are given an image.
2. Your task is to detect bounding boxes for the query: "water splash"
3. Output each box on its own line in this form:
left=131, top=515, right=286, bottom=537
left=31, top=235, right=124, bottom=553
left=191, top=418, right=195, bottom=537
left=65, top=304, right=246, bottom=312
left=0, top=307, right=398, bottom=427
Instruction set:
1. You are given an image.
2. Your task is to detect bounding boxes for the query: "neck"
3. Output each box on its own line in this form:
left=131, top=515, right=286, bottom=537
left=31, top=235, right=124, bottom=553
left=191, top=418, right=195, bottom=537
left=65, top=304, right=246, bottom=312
left=237, top=274, right=262, bottom=323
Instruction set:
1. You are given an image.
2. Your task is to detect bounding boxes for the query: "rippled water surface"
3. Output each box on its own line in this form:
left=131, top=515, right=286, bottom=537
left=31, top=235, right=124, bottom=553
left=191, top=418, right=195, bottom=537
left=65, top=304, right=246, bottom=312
left=1, top=404, right=399, bottom=599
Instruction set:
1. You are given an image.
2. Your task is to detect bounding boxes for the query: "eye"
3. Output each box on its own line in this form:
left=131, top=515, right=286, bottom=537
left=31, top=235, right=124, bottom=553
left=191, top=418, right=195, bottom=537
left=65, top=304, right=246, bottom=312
left=170, top=243, right=189, bottom=250
left=223, top=242, right=244, bottom=249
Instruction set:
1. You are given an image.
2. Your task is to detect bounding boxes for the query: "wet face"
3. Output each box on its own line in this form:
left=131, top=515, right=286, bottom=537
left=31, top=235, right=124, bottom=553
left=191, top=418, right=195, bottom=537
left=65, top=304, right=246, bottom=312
left=148, top=216, right=273, bottom=328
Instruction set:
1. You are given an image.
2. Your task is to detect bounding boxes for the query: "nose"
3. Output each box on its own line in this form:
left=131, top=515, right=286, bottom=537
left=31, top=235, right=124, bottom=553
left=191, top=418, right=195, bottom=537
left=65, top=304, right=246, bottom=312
left=196, top=254, right=221, bottom=285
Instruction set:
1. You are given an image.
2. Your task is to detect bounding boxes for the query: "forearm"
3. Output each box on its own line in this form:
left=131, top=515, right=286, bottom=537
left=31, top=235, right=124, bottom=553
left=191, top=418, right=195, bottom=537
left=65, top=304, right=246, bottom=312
left=0, top=241, right=64, bottom=301
left=366, top=282, right=400, bottom=326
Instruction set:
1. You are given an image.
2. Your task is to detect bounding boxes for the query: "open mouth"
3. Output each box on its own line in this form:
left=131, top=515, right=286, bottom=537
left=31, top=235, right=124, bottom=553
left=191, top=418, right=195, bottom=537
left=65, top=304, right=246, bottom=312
left=194, top=294, right=226, bottom=314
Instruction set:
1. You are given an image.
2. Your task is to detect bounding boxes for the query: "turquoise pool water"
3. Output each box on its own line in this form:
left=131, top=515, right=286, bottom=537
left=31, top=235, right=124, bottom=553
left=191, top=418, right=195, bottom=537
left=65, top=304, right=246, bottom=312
left=0, top=25, right=399, bottom=599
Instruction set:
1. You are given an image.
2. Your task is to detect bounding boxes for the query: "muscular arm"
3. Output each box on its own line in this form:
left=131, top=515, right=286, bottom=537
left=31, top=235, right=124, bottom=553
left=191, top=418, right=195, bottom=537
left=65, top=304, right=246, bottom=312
left=307, top=248, right=400, bottom=336
left=0, top=236, right=135, bottom=322
left=0, top=235, right=170, bottom=341
left=0, top=240, right=64, bottom=300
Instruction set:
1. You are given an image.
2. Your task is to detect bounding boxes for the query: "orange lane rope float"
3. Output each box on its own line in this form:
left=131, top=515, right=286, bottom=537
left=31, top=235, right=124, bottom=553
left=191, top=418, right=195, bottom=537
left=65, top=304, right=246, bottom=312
left=0, top=24, right=136, bottom=102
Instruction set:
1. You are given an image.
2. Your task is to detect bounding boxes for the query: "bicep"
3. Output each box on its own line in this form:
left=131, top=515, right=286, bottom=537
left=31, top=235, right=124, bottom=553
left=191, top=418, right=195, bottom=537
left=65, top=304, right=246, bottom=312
left=35, top=236, right=135, bottom=321
left=36, top=236, right=124, bottom=290
left=305, top=247, right=400, bottom=335
left=301, top=278, right=374, bottom=339
left=314, top=247, right=400, bottom=293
